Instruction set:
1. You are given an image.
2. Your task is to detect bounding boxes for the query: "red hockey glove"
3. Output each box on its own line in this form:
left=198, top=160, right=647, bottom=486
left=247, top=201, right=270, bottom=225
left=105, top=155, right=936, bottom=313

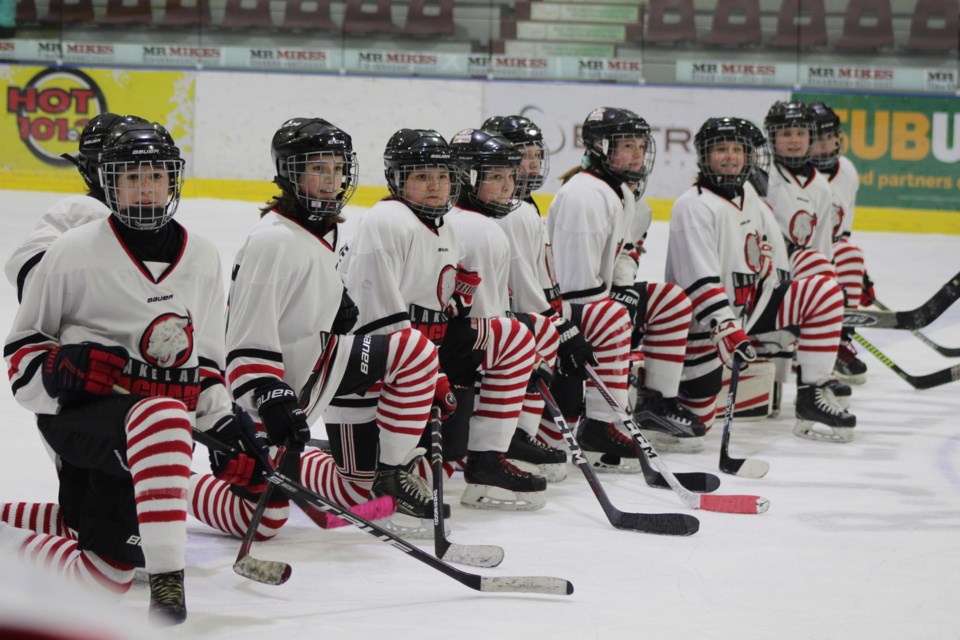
left=860, top=271, right=877, bottom=308
left=433, top=372, right=458, bottom=421
left=42, top=342, right=129, bottom=405
left=208, top=406, right=271, bottom=494
left=447, top=266, right=481, bottom=318
left=710, top=319, right=757, bottom=370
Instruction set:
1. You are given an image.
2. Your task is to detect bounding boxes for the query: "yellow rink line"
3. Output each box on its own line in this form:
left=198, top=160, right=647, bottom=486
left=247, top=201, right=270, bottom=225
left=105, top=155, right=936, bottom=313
left=4, top=174, right=959, bottom=235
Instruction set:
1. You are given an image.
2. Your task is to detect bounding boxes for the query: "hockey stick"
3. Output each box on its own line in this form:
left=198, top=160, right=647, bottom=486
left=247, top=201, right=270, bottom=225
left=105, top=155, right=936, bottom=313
left=428, top=407, right=505, bottom=566
left=537, top=380, right=699, bottom=536
left=193, top=428, right=573, bottom=595
left=872, top=299, right=960, bottom=357
left=718, top=357, right=770, bottom=479
left=583, top=366, right=770, bottom=515
left=233, top=445, right=293, bottom=585
left=843, top=270, right=960, bottom=330
left=851, top=333, right=960, bottom=390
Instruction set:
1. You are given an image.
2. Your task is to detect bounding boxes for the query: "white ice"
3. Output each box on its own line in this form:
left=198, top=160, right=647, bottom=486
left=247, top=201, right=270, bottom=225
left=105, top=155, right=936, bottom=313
left=0, top=190, right=958, bottom=640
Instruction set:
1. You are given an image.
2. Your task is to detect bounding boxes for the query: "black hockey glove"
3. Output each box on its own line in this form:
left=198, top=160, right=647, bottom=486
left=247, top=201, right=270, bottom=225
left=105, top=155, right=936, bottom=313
left=609, top=284, right=641, bottom=325
left=42, top=342, right=129, bottom=405
left=438, top=317, right=489, bottom=387
left=331, top=289, right=359, bottom=335
left=554, top=319, right=595, bottom=380
left=207, top=406, right=270, bottom=494
left=255, top=380, right=311, bottom=446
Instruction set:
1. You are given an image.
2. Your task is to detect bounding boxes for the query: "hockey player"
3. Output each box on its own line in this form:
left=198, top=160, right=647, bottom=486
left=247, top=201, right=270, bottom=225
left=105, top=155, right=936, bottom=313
left=445, top=126, right=564, bottom=490
left=667, top=117, right=856, bottom=443
left=546, top=107, right=700, bottom=461
left=225, top=118, right=451, bottom=537
left=331, top=128, right=541, bottom=513
left=809, top=101, right=870, bottom=384
left=3, top=121, right=268, bottom=625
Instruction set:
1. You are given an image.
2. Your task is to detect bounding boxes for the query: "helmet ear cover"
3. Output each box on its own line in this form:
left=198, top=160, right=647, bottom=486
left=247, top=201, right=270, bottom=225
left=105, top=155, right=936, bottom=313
left=383, top=128, right=460, bottom=220
left=450, top=128, right=523, bottom=219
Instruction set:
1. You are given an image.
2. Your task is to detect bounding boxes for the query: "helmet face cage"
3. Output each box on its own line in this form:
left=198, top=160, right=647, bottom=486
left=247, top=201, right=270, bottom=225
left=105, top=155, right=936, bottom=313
left=737, top=119, right=770, bottom=177
left=764, top=101, right=815, bottom=169
left=462, top=161, right=524, bottom=218
left=809, top=102, right=842, bottom=172
left=100, top=158, right=185, bottom=230
left=383, top=129, right=459, bottom=219
left=451, top=129, right=523, bottom=218
left=282, top=150, right=359, bottom=217
left=481, top=115, right=549, bottom=196
left=580, top=107, right=656, bottom=190
left=695, top=119, right=754, bottom=189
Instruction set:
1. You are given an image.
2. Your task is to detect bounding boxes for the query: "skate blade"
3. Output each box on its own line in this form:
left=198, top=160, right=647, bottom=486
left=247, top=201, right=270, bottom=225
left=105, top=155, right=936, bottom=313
left=508, top=458, right=568, bottom=483
left=581, top=450, right=643, bottom=474
left=377, top=513, right=449, bottom=539
left=640, top=431, right=705, bottom=454
left=460, top=483, right=546, bottom=511
left=792, top=420, right=854, bottom=443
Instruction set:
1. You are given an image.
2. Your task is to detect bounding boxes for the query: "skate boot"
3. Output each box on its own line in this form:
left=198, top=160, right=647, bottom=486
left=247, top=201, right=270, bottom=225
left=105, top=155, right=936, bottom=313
left=148, top=569, right=186, bottom=626
left=834, top=334, right=867, bottom=385
left=575, top=418, right=641, bottom=474
left=371, top=448, right=448, bottom=539
left=632, top=388, right=706, bottom=453
left=793, top=379, right=857, bottom=443
left=505, top=429, right=568, bottom=482
left=461, top=450, right=547, bottom=511
left=794, top=378, right=851, bottom=409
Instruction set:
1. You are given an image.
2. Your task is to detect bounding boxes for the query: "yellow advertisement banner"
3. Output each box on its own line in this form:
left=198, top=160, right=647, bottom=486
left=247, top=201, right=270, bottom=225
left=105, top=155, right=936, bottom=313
left=0, top=65, right=194, bottom=192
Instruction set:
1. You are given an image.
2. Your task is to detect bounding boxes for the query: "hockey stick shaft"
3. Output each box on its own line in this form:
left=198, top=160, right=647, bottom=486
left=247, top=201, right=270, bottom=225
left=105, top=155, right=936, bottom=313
left=718, top=360, right=770, bottom=479
left=233, top=446, right=293, bottom=585
left=843, top=270, right=960, bottom=330
left=583, top=366, right=769, bottom=515
left=872, top=300, right=960, bottom=357
left=192, top=428, right=573, bottom=595
left=852, top=333, right=960, bottom=390
left=537, top=380, right=699, bottom=536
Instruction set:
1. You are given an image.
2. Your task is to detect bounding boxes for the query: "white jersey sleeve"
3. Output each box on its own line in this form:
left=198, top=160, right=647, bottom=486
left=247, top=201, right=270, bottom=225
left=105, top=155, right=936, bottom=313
left=546, top=171, right=627, bottom=303
left=827, top=156, right=859, bottom=241
left=447, top=207, right=511, bottom=318
left=495, top=200, right=561, bottom=317
left=5, top=195, right=110, bottom=300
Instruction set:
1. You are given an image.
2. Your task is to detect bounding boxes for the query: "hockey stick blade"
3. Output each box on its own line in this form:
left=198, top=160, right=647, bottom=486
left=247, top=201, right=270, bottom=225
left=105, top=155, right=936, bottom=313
left=583, top=367, right=770, bottom=515
left=632, top=409, right=722, bottom=492
left=718, top=359, right=769, bottom=479
left=193, top=429, right=570, bottom=595
left=233, top=554, right=292, bottom=586
left=430, top=407, right=505, bottom=568
left=873, top=300, right=960, bottom=358
left=853, top=333, right=960, bottom=390
left=537, top=380, right=700, bottom=536
left=843, top=270, right=960, bottom=330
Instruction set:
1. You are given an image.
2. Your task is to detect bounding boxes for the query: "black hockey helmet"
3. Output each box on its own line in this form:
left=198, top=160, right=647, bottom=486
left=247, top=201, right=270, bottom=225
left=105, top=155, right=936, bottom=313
left=98, top=121, right=184, bottom=230
left=808, top=101, right=842, bottom=172
left=383, top=128, right=460, bottom=219
left=449, top=128, right=523, bottom=219
left=694, top=117, right=754, bottom=189
left=271, top=117, right=358, bottom=219
left=736, top=118, right=770, bottom=176
left=61, top=113, right=149, bottom=199
left=764, top=100, right=815, bottom=168
left=482, top=114, right=549, bottom=195
left=580, top=107, right=656, bottom=193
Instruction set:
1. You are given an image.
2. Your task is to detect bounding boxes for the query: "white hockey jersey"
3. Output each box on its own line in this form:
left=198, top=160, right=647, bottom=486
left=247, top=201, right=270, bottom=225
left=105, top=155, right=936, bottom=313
left=5, top=195, right=110, bottom=300
left=6, top=217, right=232, bottom=429
left=226, top=211, right=346, bottom=421
left=447, top=206, right=511, bottom=318
left=494, top=199, right=562, bottom=317
left=826, top=156, right=859, bottom=242
left=667, top=185, right=788, bottom=332
left=766, top=163, right=834, bottom=260
left=546, top=170, right=632, bottom=303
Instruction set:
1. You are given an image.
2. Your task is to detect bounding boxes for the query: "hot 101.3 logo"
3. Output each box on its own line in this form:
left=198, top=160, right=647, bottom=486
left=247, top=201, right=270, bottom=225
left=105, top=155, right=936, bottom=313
left=7, top=67, right=107, bottom=167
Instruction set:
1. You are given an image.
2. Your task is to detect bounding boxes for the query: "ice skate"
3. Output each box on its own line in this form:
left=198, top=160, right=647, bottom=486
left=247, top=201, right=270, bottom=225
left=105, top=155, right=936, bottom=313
left=148, top=569, right=186, bottom=626
left=575, top=418, right=642, bottom=473
left=632, top=388, right=706, bottom=453
left=792, top=380, right=856, bottom=443
left=371, top=448, right=449, bottom=539
left=505, top=429, right=568, bottom=482
left=834, top=335, right=867, bottom=385
left=461, top=450, right=547, bottom=511
left=793, top=378, right=851, bottom=409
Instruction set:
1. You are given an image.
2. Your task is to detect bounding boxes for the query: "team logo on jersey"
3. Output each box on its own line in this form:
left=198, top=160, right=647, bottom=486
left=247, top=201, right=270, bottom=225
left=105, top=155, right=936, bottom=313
left=788, top=210, right=817, bottom=248
left=438, top=264, right=457, bottom=307
left=140, top=313, right=194, bottom=368
left=744, top=233, right=762, bottom=274
left=732, top=271, right=759, bottom=309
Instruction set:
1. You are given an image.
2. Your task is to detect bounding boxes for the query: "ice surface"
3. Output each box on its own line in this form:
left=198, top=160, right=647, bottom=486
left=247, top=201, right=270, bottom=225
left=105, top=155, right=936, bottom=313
left=0, top=190, right=958, bottom=640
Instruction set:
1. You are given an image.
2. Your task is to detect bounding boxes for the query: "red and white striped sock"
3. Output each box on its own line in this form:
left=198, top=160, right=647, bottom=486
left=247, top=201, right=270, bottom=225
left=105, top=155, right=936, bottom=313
left=2, top=502, right=70, bottom=537
left=777, top=275, right=844, bottom=383
left=579, top=298, right=631, bottom=422
left=519, top=313, right=559, bottom=436
left=188, top=474, right=288, bottom=540
left=17, top=533, right=134, bottom=594
left=790, top=248, right=836, bottom=281
left=832, top=238, right=865, bottom=309
left=638, top=282, right=692, bottom=398
left=300, top=448, right=373, bottom=508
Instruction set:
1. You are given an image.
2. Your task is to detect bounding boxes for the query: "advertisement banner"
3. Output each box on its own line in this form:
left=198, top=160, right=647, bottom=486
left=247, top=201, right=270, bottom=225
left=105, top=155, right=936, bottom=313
left=1, top=65, right=194, bottom=189
left=484, top=82, right=786, bottom=200
left=795, top=91, right=960, bottom=211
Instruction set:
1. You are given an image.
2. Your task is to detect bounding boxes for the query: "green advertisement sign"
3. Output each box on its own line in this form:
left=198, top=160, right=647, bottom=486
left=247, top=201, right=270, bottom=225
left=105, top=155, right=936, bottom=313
left=795, top=91, right=960, bottom=211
